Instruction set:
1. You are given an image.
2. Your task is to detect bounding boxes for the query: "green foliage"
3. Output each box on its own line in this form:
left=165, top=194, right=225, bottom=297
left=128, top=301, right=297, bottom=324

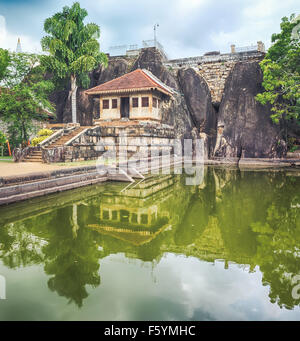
left=287, top=137, right=298, bottom=152
left=37, top=128, right=53, bottom=137
left=0, top=130, right=6, bottom=145
left=256, top=14, right=300, bottom=125
left=0, top=48, right=10, bottom=81
left=40, top=2, right=108, bottom=89
left=31, top=136, right=46, bottom=146
left=0, top=167, right=300, bottom=311
left=31, top=128, right=53, bottom=146
left=0, top=52, right=55, bottom=148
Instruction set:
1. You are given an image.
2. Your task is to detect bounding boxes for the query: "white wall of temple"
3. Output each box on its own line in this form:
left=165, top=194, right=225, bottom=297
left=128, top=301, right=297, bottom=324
left=100, top=96, right=121, bottom=120
left=99, top=92, right=162, bottom=121
left=129, top=93, right=151, bottom=119
left=151, top=96, right=161, bottom=120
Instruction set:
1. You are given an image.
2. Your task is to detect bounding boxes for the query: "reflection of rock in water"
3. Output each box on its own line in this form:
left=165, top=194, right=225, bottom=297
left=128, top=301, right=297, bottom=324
left=1, top=168, right=300, bottom=310
left=88, top=174, right=191, bottom=246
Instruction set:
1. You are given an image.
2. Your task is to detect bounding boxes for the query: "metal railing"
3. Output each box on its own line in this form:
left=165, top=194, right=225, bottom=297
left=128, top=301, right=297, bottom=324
left=109, top=40, right=167, bottom=59
left=235, top=45, right=258, bottom=53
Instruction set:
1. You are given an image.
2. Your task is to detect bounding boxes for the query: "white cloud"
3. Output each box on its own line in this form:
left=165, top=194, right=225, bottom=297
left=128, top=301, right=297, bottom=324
left=0, top=0, right=298, bottom=58
left=0, top=15, right=41, bottom=53
left=243, top=0, right=297, bottom=19
left=210, top=0, right=299, bottom=52
left=174, top=0, right=206, bottom=15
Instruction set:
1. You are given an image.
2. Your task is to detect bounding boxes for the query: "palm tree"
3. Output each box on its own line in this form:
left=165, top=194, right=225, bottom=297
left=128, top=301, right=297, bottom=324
left=41, top=2, right=108, bottom=123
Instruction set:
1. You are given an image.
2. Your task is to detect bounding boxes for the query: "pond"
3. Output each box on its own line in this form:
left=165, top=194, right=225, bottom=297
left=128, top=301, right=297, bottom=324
left=0, top=166, right=299, bottom=321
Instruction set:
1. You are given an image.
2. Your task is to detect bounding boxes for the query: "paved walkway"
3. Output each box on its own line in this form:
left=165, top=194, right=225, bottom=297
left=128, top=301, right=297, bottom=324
left=0, top=162, right=78, bottom=178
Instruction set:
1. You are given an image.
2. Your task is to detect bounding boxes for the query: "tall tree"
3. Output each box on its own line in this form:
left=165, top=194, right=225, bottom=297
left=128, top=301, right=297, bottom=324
left=256, top=14, right=300, bottom=125
left=41, top=2, right=108, bottom=123
left=0, top=48, right=10, bottom=81
left=0, top=52, right=54, bottom=148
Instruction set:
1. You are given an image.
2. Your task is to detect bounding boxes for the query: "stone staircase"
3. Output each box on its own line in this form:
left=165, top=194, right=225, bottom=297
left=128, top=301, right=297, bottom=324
left=23, top=126, right=87, bottom=163
left=45, top=126, right=86, bottom=149
left=24, top=149, right=43, bottom=163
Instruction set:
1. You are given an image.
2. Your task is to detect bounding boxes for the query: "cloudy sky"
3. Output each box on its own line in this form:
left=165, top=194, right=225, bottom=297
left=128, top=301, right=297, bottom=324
left=0, top=0, right=298, bottom=59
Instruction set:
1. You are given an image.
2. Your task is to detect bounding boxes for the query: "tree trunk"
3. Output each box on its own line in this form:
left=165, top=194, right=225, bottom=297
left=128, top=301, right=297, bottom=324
left=22, top=121, right=27, bottom=146
left=72, top=204, right=79, bottom=239
left=71, top=74, right=78, bottom=124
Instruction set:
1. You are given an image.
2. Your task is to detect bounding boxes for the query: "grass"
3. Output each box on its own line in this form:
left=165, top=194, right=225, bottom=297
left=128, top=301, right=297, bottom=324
left=0, top=156, right=13, bottom=162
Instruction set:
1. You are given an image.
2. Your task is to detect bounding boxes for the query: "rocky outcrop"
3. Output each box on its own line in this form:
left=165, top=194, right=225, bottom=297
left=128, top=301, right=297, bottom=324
left=62, top=89, right=94, bottom=126
left=49, top=90, right=68, bottom=123
left=214, top=61, right=286, bottom=158
left=132, top=48, right=179, bottom=91
left=49, top=48, right=287, bottom=160
left=91, top=57, right=130, bottom=87
left=130, top=49, right=194, bottom=139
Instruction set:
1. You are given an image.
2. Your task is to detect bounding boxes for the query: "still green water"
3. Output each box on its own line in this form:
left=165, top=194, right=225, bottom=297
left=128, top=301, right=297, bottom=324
left=0, top=166, right=299, bottom=321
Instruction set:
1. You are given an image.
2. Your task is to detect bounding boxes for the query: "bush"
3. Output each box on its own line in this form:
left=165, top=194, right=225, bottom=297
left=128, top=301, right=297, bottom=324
left=37, top=129, right=53, bottom=137
left=31, top=129, right=53, bottom=146
left=31, top=136, right=47, bottom=146
left=287, top=137, right=298, bottom=152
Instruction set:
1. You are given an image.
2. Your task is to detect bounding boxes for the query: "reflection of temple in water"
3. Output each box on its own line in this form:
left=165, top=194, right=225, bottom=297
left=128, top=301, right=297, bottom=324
left=1, top=167, right=299, bottom=310
left=88, top=174, right=184, bottom=245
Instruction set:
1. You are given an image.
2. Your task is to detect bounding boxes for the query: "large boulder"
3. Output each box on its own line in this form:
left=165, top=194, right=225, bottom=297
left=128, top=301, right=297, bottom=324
left=214, top=61, right=286, bottom=158
left=91, top=57, right=130, bottom=87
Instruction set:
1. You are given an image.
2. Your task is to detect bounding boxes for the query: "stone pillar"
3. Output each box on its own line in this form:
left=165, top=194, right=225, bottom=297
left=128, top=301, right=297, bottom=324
left=230, top=44, right=236, bottom=54
left=257, top=41, right=265, bottom=52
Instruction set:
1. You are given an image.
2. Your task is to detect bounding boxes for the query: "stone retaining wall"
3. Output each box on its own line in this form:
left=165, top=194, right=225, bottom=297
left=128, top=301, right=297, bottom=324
left=197, top=60, right=235, bottom=104
left=13, top=146, right=41, bottom=162
left=44, top=124, right=176, bottom=163
left=165, top=51, right=265, bottom=103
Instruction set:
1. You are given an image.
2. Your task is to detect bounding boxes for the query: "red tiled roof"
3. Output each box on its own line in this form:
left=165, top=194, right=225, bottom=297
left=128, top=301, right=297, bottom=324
left=85, top=69, right=173, bottom=96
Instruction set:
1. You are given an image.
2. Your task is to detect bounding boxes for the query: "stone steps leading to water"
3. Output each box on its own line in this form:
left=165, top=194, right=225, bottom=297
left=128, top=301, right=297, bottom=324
left=0, top=163, right=147, bottom=205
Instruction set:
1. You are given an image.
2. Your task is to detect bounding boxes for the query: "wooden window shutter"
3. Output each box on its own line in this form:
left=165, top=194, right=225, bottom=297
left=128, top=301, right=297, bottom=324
left=142, top=97, right=149, bottom=107
left=103, top=99, right=109, bottom=109
left=112, top=99, right=117, bottom=109
left=132, top=98, right=139, bottom=107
